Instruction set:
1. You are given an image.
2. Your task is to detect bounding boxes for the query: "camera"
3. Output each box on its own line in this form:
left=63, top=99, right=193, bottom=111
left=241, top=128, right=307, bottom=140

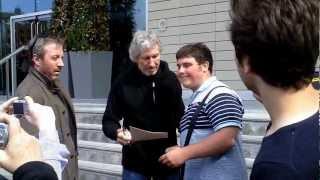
left=0, top=98, right=28, bottom=149
left=0, top=123, right=8, bottom=149
left=13, top=99, right=28, bottom=116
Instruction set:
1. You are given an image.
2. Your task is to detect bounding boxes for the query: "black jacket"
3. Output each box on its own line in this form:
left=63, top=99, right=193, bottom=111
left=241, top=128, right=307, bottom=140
left=0, top=161, right=58, bottom=180
left=102, top=61, right=184, bottom=175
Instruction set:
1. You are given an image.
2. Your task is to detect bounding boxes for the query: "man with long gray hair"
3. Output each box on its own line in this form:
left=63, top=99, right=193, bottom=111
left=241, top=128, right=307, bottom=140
left=102, top=31, right=185, bottom=180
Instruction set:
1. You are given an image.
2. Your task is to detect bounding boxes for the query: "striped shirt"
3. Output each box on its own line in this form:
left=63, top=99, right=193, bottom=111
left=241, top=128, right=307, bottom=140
left=179, top=77, right=244, bottom=133
left=179, top=76, right=247, bottom=180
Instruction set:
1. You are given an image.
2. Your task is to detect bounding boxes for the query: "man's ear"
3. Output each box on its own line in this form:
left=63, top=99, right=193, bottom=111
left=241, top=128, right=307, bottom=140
left=200, top=61, right=210, bottom=72
left=241, top=56, right=251, bottom=74
left=32, top=56, right=40, bottom=67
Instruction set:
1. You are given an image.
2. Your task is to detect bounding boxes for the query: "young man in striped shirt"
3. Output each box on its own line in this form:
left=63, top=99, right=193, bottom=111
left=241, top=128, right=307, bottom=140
left=159, top=43, right=247, bottom=180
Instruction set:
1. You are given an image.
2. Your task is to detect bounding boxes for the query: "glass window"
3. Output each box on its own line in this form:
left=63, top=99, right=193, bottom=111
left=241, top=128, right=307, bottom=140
left=0, top=0, right=147, bottom=97
left=134, top=0, right=146, bottom=31
left=1, top=0, right=52, bottom=14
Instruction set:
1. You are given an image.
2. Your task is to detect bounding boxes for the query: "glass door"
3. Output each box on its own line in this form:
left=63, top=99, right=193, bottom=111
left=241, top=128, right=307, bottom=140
left=8, top=10, right=52, bottom=96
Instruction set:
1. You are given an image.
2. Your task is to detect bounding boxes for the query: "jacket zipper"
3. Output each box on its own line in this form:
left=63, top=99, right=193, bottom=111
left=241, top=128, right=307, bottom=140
left=152, top=81, right=156, bottom=104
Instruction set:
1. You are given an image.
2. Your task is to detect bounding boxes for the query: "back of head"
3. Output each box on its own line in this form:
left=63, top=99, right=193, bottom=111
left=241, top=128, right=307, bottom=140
left=176, top=43, right=214, bottom=73
left=230, top=0, right=319, bottom=90
left=129, top=31, right=160, bottom=62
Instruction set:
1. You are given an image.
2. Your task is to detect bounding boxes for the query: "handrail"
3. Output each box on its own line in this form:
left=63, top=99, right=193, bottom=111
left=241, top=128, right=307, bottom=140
left=0, top=46, right=28, bottom=66
left=0, top=35, right=37, bottom=66
left=0, top=36, right=38, bottom=99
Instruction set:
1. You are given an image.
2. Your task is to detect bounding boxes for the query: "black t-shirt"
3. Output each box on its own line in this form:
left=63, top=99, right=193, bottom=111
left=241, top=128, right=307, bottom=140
left=250, top=111, right=319, bottom=180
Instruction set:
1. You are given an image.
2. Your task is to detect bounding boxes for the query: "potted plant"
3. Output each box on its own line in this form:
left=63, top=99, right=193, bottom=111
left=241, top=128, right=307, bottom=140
left=50, top=0, right=113, bottom=99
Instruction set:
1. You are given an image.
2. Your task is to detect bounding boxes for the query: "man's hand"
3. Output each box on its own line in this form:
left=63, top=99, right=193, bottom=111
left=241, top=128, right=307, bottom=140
left=159, top=146, right=187, bottom=168
left=24, top=96, right=56, bottom=133
left=0, top=113, right=42, bottom=172
left=116, top=128, right=132, bottom=145
left=0, top=97, right=18, bottom=114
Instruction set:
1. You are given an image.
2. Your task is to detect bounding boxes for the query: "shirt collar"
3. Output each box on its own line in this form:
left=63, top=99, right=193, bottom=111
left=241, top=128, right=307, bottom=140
left=30, top=67, right=60, bottom=93
left=190, top=76, right=217, bottom=103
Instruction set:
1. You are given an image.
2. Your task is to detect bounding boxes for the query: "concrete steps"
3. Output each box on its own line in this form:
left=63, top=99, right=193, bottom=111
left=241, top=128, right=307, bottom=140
left=77, top=123, right=116, bottom=143
left=241, top=135, right=263, bottom=160
left=78, top=139, right=255, bottom=179
left=77, top=123, right=263, bottom=161
left=79, top=160, right=122, bottom=180
left=78, top=140, right=122, bottom=164
left=74, top=99, right=269, bottom=179
left=242, top=110, right=269, bottom=136
left=0, top=94, right=268, bottom=179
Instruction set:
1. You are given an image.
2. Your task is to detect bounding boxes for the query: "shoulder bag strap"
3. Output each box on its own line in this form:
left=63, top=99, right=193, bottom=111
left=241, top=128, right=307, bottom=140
left=179, top=85, right=227, bottom=180
left=183, top=85, right=227, bottom=146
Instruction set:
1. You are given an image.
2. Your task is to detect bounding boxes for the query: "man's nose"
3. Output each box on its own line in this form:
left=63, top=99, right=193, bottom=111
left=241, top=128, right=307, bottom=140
left=57, top=58, right=64, bottom=67
left=149, top=59, right=157, bottom=67
left=177, top=66, right=185, bottom=73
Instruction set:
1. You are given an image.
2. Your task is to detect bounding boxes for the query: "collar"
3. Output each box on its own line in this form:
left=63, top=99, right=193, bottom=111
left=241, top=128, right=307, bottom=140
left=29, top=67, right=60, bottom=93
left=132, top=60, right=167, bottom=82
left=190, top=76, right=217, bottom=103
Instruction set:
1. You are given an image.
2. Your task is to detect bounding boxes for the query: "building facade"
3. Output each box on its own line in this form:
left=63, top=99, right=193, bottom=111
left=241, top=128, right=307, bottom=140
left=148, top=0, right=246, bottom=90
left=1, top=0, right=318, bottom=98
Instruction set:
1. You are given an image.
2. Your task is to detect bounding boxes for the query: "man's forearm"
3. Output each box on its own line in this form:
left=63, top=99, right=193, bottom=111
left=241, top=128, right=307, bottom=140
left=181, top=127, right=239, bottom=160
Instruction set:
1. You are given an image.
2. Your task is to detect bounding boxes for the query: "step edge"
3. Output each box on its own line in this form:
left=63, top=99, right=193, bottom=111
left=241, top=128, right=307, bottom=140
left=77, top=123, right=102, bottom=130
left=78, top=158, right=254, bottom=175
left=78, top=160, right=122, bottom=175
left=78, top=140, right=122, bottom=152
left=241, top=135, right=264, bottom=144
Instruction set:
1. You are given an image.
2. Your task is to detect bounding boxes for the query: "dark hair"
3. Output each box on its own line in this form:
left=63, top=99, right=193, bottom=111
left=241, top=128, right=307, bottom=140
left=230, top=0, right=319, bottom=89
left=176, top=43, right=213, bottom=73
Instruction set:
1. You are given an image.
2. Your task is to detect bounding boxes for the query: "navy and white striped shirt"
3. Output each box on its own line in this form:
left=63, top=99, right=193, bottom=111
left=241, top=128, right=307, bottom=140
left=179, top=76, right=248, bottom=180
left=179, top=77, right=244, bottom=133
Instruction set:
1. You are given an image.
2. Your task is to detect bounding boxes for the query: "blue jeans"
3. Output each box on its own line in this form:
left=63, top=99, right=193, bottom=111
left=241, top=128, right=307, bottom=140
left=122, top=168, right=179, bottom=180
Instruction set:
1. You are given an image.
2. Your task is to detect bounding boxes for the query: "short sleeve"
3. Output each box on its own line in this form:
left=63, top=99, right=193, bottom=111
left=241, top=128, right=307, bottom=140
left=205, top=93, right=244, bottom=132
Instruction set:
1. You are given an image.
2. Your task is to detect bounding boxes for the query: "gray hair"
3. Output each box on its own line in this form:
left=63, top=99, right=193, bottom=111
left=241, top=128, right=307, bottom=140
left=129, top=31, right=161, bottom=62
left=33, top=37, right=64, bottom=59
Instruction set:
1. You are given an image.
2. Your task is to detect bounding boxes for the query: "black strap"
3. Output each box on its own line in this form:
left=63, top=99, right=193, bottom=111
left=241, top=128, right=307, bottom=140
left=179, top=85, right=226, bottom=180
left=183, top=85, right=226, bottom=146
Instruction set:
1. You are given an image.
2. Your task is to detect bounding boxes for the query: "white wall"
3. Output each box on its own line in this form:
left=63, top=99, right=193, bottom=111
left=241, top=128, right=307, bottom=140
left=148, top=0, right=246, bottom=90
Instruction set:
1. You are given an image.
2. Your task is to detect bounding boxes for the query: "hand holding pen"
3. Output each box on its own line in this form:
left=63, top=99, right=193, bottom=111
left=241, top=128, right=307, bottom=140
left=116, top=127, right=132, bottom=145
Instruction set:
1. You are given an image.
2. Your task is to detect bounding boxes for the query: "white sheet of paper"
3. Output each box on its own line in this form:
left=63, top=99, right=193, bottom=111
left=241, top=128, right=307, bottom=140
left=129, top=126, right=168, bottom=142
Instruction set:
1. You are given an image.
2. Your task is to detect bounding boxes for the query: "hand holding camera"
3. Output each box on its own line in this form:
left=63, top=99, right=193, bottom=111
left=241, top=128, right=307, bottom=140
left=23, top=96, right=57, bottom=138
left=0, top=113, right=42, bottom=173
left=0, top=97, right=30, bottom=149
left=0, top=97, right=20, bottom=149
left=0, top=96, right=60, bottom=173
left=0, top=97, right=18, bottom=114
left=0, top=96, right=58, bottom=149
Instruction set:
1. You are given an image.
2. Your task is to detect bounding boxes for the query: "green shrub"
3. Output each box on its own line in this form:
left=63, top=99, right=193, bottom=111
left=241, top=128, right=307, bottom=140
left=50, top=0, right=110, bottom=51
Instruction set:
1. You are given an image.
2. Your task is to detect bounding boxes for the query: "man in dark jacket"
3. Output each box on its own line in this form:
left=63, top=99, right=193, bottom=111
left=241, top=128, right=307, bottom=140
left=15, top=37, right=78, bottom=180
left=102, top=31, right=185, bottom=180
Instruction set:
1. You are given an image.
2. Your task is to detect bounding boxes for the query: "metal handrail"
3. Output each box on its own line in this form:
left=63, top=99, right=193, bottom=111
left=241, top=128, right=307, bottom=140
left=0, top=35, right=37, bottom=66
left=0, top=46, right=28, bottom=66
left=0, top=36, right=37, bottom=99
